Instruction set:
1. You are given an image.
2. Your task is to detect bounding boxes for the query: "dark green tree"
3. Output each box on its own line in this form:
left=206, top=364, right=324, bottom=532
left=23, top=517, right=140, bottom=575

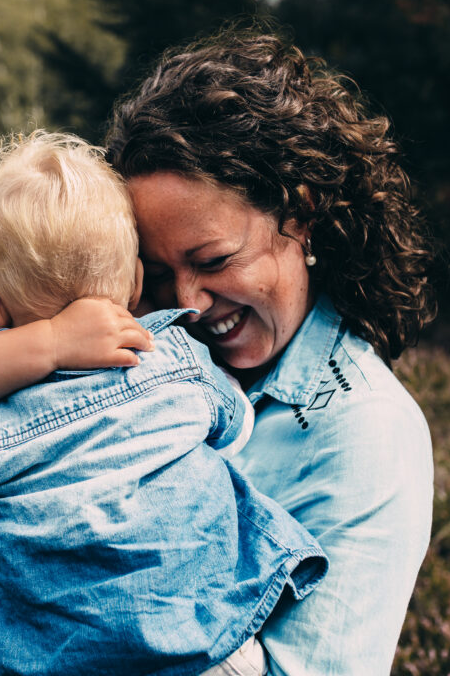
left=36, top=0, right=271, bottom=142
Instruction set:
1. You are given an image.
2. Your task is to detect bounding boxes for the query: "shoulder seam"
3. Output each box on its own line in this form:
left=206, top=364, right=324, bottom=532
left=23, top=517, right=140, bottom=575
left=0, top=366, right=199, bottom=451
left=338, top=340, right=374, bottom=391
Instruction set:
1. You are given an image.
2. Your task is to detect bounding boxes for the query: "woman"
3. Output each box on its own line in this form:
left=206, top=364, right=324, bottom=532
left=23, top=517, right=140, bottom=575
left=104, top=29, right=435, bottom=675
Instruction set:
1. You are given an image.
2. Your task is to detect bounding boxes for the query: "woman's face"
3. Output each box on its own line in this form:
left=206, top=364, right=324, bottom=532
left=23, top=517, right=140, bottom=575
left=128, top=172, right=312, bottom=370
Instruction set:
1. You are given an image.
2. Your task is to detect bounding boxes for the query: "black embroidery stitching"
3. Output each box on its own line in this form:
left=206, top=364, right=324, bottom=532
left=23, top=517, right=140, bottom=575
left=307, top=389, right=336, bottom=410
left=328, top=359, right=352, bottom=391
left=291, top=404, right=309, bottom=430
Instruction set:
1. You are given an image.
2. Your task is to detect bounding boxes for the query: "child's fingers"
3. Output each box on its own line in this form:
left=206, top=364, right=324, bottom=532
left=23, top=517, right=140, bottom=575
left=120, top=328, right=154, bottom=352
left=87, top=302, right=153, bottom=346
left=118, top=315, right=153, bottom=342
left=113, top=348, right=142, bottom=367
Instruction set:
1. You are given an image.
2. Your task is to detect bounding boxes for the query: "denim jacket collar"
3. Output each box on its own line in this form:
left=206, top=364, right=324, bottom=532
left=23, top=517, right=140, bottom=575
left=139, top=308, right=199, bottom=334
left=248, top=294, right=342, bottom=407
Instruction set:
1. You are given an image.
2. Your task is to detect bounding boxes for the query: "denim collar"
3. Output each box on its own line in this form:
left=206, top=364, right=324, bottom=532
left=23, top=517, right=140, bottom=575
left=248, top=294, right=342, bottom=407
left=139, top=308, right=199, bottom=334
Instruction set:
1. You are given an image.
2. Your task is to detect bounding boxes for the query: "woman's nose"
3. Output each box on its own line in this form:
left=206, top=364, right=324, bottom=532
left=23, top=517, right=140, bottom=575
left=174, top=274, right=213, bottom=319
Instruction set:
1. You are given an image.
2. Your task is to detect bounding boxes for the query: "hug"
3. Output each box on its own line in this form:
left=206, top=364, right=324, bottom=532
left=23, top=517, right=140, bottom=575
left=0, top=28, right=435, bottom=676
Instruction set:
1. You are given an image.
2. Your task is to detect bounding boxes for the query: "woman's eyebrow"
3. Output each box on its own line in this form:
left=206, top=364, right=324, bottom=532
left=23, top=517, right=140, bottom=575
left=186, top=240, right=224, bottom=257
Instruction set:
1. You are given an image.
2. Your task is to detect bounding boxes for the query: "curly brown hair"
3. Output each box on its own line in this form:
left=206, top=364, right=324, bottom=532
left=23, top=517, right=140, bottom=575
left=106, top=28, right=436, bottom=364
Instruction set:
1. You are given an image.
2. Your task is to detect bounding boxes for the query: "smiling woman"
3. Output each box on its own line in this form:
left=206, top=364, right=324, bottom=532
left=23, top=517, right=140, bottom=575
left=103, top=26, right=437, bottom=675
left=129, top=172, right=310, bottom=372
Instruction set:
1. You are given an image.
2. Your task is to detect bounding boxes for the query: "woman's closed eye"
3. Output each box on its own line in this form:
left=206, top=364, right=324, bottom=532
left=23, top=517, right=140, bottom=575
left=197, top=255, right=231, bottom=271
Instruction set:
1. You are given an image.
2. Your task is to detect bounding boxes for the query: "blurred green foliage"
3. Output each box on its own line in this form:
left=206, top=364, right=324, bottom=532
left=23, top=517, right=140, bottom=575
left=0, top=0, right=271, bottom=139
left=0, top=0, right=125, bottom=137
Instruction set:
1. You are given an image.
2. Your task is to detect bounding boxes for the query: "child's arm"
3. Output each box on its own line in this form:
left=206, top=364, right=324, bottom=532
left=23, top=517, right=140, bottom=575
left=0, top=298, right=153, bottom=398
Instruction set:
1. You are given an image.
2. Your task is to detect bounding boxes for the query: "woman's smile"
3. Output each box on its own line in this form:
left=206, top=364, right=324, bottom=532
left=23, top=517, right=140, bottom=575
left=202, top=307, right=249, bottom=339
left=129, top=171, right=312, bottom=370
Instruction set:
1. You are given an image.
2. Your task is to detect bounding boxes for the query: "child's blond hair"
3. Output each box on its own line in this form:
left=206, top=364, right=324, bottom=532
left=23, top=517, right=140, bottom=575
left=0, top=130, right=138, bottom=319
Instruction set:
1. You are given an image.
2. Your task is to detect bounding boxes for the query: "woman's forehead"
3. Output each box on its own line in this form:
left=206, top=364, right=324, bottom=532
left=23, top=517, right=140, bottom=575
left=129, top=171, right=242, bottom=210
left=129, top=172, right=264, bottom=250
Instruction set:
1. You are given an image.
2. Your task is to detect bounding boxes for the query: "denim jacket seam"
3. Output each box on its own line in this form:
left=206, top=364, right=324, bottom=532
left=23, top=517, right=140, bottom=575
left=233, top=562, right=299, bottom=646
left=198, top=377, right=218, bottom=433
left=337, top=340, right=374, bottom=392
left=202, top=368, right=236, bottom=409
left=236, top=505, right=314, bottom=559
left=0, top=367, right=200, bottom=450
left=199, top=368, right=241, bottom=434
left=148, top=315, right=176, bottom=334
left=166, top=325, right=199, bottom=370
left=170, top=327, right=229, bottom=434
left=142, top=308, right=198, bottom=335
left=334, top=385, right=423, bottom=415
left=293, top=312, right=342, bottom=405
left=230, top=543, right=327, bottom=651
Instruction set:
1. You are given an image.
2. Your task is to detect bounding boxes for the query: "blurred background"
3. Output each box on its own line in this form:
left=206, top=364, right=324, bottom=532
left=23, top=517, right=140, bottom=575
left=0, top=0, right=448, bottom=672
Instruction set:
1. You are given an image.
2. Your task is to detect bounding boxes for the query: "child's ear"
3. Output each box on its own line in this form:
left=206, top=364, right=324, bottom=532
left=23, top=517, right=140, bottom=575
left=0, top=298, right=12, bottom=328
left=128, top=258, right=144, bottom=312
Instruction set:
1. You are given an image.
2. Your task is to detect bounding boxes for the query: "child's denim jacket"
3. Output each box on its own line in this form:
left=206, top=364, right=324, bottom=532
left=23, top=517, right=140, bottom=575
left=0, top=309, right=327, bottom=676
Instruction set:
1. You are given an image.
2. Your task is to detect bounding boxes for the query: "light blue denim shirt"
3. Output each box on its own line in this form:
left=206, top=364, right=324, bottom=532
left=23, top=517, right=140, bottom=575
left=233, top=294, right=433, bottom=676
left=0, top=309, right=327, bottom=676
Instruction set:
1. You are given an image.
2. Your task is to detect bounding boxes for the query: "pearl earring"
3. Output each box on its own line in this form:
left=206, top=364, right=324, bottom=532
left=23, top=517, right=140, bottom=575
left=305, top=237, right=317, bottom=267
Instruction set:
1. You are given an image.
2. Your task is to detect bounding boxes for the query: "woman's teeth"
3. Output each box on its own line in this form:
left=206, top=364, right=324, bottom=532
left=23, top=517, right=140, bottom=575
left=207, top=312, right=242, bottom=336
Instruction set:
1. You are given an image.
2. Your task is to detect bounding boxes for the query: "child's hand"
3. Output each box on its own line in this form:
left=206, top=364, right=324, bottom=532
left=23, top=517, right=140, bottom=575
left=49, top=298, right=154, bottom=370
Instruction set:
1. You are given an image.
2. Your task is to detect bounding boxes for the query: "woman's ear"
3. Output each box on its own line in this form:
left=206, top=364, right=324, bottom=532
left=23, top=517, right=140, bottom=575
left=0, top=298, right=12, bottom=328
left=128, top=258, right=144, bottom=312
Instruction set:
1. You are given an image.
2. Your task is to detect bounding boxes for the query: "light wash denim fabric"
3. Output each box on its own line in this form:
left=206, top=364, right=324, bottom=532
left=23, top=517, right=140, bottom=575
left=233, top=294, right=433, bottom=676
left=0, top=309, right=327, bottom=676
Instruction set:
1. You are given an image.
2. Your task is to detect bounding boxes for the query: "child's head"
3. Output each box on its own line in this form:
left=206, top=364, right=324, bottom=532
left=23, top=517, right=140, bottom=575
left=0, top=130, right=139, bottom=325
